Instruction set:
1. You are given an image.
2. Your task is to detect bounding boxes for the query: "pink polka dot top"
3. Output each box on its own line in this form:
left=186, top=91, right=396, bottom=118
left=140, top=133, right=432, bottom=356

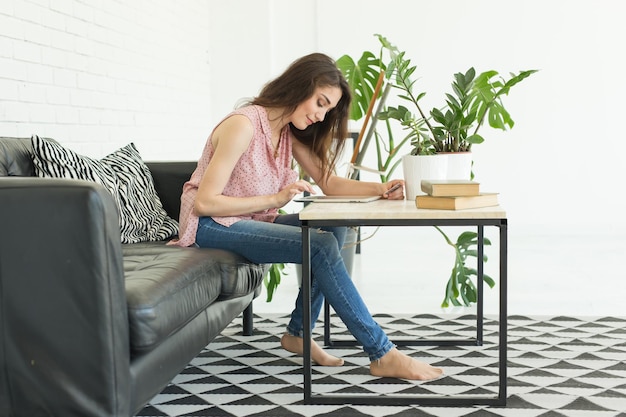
left=170, top=105, right=298, bottom=247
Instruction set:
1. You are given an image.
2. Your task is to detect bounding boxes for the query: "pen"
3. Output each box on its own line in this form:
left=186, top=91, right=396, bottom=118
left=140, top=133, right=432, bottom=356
left=384, top=183, right=402, bottom=195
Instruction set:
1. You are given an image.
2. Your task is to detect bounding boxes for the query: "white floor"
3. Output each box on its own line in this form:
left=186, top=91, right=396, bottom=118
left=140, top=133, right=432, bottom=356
left=253, top=226, right=625, bottom=319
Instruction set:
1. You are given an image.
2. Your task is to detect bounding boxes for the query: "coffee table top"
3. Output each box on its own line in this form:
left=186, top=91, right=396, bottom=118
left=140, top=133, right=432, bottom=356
left=298, top=199, right=506, bottom=220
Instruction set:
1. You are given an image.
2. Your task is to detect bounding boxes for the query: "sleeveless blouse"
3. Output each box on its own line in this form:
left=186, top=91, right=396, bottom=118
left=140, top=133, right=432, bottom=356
left=170, top=105, right=298, bottom=247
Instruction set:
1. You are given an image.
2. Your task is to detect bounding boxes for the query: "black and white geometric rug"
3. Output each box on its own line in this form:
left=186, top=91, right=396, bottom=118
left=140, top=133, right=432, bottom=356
left=137, top=314, right=626, bottom=417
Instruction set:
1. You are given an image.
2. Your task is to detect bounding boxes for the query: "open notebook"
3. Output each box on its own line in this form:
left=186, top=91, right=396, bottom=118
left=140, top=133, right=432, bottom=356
left=294, top=195, right=381, bottom=203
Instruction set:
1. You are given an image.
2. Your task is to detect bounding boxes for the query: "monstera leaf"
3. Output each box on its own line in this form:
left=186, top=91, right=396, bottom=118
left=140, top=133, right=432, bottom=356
left=337, top=51, right=384, bottom=121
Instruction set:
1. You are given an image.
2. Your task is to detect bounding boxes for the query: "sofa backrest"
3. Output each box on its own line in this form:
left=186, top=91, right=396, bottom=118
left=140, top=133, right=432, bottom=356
left=0, top=137, right=35, bottom=177
left=145, top=161, right=196, bottom=222
left=0, top=136, right=196, bottom=221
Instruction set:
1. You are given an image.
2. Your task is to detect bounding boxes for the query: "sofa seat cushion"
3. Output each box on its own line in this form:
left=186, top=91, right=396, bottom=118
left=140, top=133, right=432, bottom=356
left=123, top=243, right=222, bottom=353
left=122, top=242, right=265, bottom=353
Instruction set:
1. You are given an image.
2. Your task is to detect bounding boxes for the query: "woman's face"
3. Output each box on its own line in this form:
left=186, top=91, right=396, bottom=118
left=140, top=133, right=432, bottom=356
left=290, top=85, right=342, bottom=130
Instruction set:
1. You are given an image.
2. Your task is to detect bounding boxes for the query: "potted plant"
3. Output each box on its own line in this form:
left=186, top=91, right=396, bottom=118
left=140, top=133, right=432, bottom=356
left=337, top=34, right=537, bottom=307
left=378, top=35, right=537, bottom=196
left=339, top=34, right=537, bottom=196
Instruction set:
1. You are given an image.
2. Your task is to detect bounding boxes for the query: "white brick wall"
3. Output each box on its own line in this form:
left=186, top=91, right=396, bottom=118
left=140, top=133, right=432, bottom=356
left=0, top=0, right=211, bottom=160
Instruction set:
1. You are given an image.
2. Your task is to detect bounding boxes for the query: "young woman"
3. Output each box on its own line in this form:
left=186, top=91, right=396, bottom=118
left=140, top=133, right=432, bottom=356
left=172, top=53, right=442, bottom=381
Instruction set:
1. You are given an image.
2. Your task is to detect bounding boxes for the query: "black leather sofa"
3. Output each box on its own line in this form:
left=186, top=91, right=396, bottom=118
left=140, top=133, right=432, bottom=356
left=0, top=137, right=266, bottom=417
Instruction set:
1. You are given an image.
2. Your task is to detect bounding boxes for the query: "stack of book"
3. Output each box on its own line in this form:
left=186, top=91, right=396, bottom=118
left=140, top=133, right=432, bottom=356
left=416, top=180, right=499, bottom=210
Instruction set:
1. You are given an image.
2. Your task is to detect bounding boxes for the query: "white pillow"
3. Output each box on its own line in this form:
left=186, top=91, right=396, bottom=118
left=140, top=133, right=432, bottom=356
left=31, top=135, right=179, bottom=244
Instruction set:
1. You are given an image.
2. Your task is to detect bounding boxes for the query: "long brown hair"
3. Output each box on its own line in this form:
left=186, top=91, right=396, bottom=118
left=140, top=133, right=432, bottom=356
left=250, top=53, right=351, bottom=181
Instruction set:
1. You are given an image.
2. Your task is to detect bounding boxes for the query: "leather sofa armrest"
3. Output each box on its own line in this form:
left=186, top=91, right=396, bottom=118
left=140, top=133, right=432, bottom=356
left=0, top=178, right=131, bottom=417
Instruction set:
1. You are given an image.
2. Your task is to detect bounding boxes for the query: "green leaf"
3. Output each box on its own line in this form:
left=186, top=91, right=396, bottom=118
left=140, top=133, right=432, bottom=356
left=483, top=274, right=496, bottom=288
left=457, top=231, right=477, bottom=245
left=465, top=134, right=484, bottom=144
left=337, top=51, right=383, bottom=121
left=439, top=227, right=497, bottom=307
left=264, top=263, right=285, bottom=302
left=431, top=108, right=446, bottom=124
left=487, top=101, right=513, bottom=130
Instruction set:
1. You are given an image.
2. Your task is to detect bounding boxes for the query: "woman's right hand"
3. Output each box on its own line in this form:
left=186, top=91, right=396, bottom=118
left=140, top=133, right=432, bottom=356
left=275, top=180, right=316, bottom=207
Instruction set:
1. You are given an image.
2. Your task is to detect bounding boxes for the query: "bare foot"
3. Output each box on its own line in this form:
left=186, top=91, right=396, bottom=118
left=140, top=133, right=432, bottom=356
left=280, top=334, right=344, bottom=366
left=370, top=347, right=443, bottom=380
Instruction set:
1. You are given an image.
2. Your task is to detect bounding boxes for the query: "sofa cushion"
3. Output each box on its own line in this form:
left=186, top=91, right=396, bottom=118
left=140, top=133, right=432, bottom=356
left=123, top=243, right=222, bottom=353
left=30, top=135, right=178, bottom=244
left=123, top=243, right=266, bottom=353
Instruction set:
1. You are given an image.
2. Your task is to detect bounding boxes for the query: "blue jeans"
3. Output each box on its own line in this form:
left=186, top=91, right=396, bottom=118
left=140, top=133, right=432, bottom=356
left=196, top=214, right=394, bottom=361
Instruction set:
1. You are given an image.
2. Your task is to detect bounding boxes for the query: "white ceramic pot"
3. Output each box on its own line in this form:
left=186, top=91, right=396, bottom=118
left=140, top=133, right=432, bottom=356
left=401, top=154, right=448, bottom=201
left=402, top=153, right=473, bottom=200
left=445, top=152, right=473, bottom=180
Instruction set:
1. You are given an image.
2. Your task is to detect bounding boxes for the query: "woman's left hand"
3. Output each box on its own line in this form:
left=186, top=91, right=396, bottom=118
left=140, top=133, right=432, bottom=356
left=382, top=180, right=405, bottom=200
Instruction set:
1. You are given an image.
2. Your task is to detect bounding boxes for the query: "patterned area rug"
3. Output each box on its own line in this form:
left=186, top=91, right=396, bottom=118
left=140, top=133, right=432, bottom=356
left=137, top=314, right=626, bottom=417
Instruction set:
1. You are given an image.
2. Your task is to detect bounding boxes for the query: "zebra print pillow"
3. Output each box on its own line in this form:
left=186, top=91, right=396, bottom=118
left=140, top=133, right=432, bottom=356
left=31, top=135, right=178, bottom=244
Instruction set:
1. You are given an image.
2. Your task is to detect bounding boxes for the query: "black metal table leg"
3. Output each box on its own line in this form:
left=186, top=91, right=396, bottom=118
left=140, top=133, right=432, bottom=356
left=498, top=219, right=508, bottom=404
left=302, top=224, right=313, bottom=402
left=477, top=225, right=484, bottom=345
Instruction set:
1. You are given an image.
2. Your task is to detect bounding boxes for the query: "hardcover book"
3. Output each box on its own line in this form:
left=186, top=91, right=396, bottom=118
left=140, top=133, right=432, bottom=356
left=420, top=179, right=480, bottom=197
left=415, top=193, right=499, bottom=210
